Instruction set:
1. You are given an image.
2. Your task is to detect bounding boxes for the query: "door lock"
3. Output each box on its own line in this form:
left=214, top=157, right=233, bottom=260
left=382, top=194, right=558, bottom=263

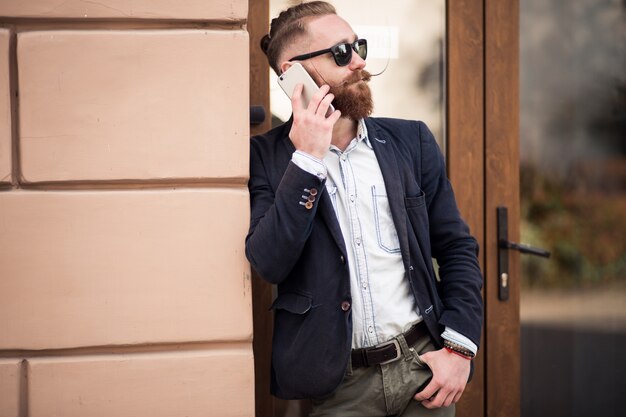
left=497, top=206, right=550, bottom=301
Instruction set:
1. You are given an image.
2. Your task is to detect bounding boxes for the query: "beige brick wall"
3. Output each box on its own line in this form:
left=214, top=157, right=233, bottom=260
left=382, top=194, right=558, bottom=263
left=0, top=1, right=253, bottom=416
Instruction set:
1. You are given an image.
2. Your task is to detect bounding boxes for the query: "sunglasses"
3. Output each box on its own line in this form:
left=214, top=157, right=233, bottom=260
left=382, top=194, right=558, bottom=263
left=289, top=39, right=368, bottom=67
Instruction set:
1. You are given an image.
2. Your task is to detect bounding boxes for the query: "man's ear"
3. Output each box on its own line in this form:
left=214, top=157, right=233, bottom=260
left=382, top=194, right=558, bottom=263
left=280, top=61, right=293, bottom=75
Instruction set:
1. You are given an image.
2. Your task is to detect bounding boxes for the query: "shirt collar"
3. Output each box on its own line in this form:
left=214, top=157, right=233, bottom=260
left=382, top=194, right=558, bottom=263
left=329, top=118, right=371, bottom=154
left=357, top=118, right=372, bottom=149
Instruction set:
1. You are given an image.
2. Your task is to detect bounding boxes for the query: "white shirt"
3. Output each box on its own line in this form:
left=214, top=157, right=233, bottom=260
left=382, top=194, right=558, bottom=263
left=292, top=119, right=477, bottom=353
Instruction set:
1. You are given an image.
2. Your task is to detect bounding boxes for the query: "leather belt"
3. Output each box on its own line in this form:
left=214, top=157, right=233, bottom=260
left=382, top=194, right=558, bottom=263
left=351, top=321, right=427, bottom=369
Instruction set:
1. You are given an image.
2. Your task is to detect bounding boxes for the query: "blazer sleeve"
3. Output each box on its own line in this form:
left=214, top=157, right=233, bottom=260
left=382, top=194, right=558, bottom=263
left=245, top=137, right=326, bottom=284
left=417, top=121, right=483, bottom=347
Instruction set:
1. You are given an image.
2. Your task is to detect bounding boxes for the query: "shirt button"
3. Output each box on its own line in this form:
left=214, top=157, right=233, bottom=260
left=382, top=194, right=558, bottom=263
left=341, top=301, right=351, bottom=311
left=309, top=188, right=318, bottom=196
left=368, top=326, right=374, bottom=333
left=341, top=155, right=347, bottom=161
left=350, top=195, right=355, bottom=202
left=305, top=201, right=313, bottom=209
left=362, top=282, right=367, bottom=289
left=355, top=238, right=361, bottom=246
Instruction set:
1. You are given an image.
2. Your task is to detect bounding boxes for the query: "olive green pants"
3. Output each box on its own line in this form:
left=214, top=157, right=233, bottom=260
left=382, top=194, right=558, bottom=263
left=309, top=333, right=455, bottom=417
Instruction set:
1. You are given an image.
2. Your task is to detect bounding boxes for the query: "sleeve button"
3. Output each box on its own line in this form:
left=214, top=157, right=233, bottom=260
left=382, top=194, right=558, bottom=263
left=309, top=188, right=318, bottom=196
left=305, top=201, right=313, bottom=209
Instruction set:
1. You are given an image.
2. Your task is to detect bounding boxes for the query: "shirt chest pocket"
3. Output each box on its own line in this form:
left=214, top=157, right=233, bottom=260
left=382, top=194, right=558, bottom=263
left=371, top=184, right=401, bottom=253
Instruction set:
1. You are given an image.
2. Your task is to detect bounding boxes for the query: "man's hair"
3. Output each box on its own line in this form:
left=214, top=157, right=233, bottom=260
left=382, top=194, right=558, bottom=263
left=261, top=1, right=337, bottom=75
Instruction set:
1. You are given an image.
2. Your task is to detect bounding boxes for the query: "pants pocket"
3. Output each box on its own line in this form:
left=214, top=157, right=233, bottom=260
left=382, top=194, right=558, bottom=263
left=410, top=347, right=428, bottom=369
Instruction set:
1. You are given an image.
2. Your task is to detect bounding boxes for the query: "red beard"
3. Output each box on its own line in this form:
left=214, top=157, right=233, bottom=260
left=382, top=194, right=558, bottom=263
left=330, top=70, right=374, bottom=121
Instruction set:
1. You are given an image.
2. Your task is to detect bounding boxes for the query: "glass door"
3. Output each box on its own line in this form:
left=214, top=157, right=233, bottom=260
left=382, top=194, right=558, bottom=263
left=519, top=1, right=626, bottom=416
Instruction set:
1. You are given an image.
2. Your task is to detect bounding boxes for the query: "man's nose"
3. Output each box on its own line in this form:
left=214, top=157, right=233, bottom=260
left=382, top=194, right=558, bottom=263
left=348, top=51, right=366, bottom=71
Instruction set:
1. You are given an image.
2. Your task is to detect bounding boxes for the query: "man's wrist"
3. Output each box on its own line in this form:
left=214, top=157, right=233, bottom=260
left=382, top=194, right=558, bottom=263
left=291, top=150, right=327, bottom=180
left=440, top=327, right=478, bottom=355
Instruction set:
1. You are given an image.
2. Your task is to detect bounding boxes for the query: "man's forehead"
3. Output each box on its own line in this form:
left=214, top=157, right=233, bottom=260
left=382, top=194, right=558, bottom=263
left=305, top=14, right=357, bottom=48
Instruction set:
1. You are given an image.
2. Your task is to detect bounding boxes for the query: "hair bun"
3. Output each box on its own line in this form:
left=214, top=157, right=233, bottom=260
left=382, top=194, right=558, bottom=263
left=260, top=34, right=271, bottom=55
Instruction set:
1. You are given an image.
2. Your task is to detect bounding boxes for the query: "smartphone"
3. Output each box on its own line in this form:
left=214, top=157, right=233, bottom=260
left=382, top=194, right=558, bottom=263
left=277, top=63, right=335, bottom=113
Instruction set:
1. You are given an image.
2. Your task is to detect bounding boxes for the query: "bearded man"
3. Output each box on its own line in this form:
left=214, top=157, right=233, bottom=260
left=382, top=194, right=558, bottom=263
left=245, top=2, right=483, bottom=416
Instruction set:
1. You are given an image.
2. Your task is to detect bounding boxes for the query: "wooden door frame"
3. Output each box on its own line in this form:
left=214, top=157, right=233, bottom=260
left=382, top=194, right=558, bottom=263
left=446, top=0, right=485, bottom=415
left=248, top=1, right=273, bottom=416
left=484, top=1, right=521, bottom=416
left=248, top=1, right=521, bottom=415
left=449, top=1, right=521, bottom=416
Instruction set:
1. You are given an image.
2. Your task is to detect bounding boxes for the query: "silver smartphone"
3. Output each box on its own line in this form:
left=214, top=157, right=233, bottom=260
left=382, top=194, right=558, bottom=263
left=277, top=63, right=335, bottom=113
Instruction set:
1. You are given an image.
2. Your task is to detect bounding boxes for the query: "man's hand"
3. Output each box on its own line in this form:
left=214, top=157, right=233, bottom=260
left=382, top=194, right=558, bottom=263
left=289, top=83, right=341, bottom=159
left=413, top=348, right=471, bottom=409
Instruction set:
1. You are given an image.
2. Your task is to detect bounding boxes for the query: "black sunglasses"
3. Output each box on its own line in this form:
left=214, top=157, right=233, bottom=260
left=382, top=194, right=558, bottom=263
left=289, top=39, right=367, bottom=67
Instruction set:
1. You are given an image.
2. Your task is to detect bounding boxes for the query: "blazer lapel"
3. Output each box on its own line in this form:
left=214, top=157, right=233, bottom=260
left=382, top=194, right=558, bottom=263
left=365, top=119, right=411, bottom=265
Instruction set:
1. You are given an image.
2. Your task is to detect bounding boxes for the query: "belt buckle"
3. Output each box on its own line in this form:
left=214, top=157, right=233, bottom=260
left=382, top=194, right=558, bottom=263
left=378, top=338, right=402, bottom=365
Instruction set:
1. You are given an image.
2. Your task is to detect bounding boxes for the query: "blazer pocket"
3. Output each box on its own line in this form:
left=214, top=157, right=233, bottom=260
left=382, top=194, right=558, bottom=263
left=270, top=293, right=312, bottom=314
left=405, top=191, right=426, bottom=209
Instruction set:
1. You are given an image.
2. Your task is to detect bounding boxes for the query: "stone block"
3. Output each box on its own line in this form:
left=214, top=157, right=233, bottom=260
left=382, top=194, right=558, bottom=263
left=18, top=30, right=249, bottom=183
left=0, top=0, right=247, bottom=20
left=0, top=189, right=252, bottom=349
left=28, top=349, right=254, bottom=417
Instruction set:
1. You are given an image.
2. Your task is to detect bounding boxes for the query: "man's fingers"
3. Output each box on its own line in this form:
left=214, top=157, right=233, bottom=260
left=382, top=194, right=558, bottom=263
left=413, top=347, right=470, bottom=408
left=413, top=379, right=438, bottom=402
left=418, top=351, right=432, bottom=365
left=327, top=109, right=342, bottom=124
left=293, top=84, right=336, bottom=121
left=307, top=84, right=331, bottom=112
left=453, top=390, right=464, bottom=404
left=442, top=390, right=457, bottom=408
left=421, top=386, right=455, bottom=409
left=317, top=93, right=335, bottom=117
left=419, top=380, right=465, bottom=409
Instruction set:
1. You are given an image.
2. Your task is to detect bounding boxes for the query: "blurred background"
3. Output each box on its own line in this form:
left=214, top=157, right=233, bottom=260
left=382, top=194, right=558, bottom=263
left=519, top=0, right=625, bottom=416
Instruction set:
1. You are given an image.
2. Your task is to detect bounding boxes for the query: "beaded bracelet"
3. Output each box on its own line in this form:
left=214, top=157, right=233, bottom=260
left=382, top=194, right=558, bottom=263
left=443, top=340, right=475, bottom=359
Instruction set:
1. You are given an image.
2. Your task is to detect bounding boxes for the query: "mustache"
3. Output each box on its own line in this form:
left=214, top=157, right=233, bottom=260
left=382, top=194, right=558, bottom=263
left=343, top=70, right=372, bottom=86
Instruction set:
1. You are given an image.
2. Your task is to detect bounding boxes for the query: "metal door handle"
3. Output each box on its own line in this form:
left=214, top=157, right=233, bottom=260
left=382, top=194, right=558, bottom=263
left=499, top=240, right=550, bottom=258
left=497, top=206, right=550, bottom=301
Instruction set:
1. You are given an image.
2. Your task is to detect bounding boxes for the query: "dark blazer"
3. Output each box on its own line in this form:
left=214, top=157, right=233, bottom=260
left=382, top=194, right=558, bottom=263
left=246, top=117, right=483, bottom=400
